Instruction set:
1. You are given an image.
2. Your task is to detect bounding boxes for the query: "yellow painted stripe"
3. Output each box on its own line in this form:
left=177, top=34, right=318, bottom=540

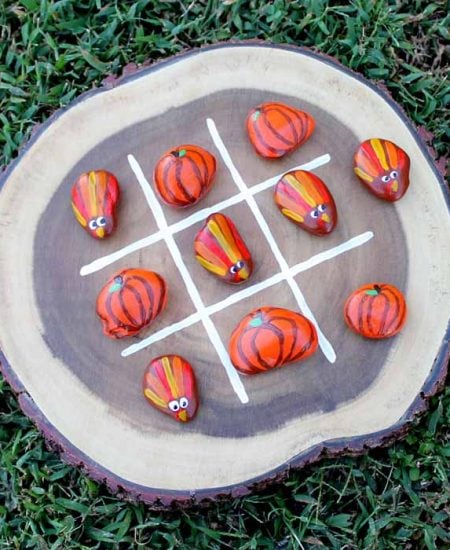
left=370, top=139, right=389, bottom=170
left=88, top=171, right=98, bottom=217
left=196, top=255, right=228, bottom=276
left=162, top=356, right=179, bottom=398
left=284, top=174, right=316, bottom=207
left=354, top=167, right=373, bottom=182
left=208, top=219, right=239, bottom=263
left=71, top=203, right=87, bottom=227
left=144, top=388, right=166, bottom=408
left=282, top=208, right=304, bottom=223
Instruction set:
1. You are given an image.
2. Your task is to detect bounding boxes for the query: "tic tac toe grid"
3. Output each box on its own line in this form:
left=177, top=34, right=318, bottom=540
left=81, top=118, right=374, bottom=404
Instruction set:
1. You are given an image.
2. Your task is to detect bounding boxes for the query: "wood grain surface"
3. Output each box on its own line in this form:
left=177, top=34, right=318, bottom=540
left=0, top=43, right=448, bottom=504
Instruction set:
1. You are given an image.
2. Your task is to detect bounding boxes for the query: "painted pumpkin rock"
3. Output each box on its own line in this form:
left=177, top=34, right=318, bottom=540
left=154, top=144, right=216, bottom=208
left=143, top=355, right=199, bottom=423
left=354, top=138, right=410, bottom=201
left=246, top=102, right=315, bottom=159
left=344, top=283, right=407, bottom=339
left=229, top=306, right=318, bottom=375
left=96, top=268, right=167, bottom=339
left=274, top=170, right=337, bottom=235
left=194, top=213, right=253, bottom=284
left=71, top=170, right=120, bottom=239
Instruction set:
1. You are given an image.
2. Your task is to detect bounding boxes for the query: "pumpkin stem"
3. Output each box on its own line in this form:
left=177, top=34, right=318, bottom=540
left=249, top=313, right=264, bottom=328
left=109, top=275, right=124, bottom=293
left=171, top=149, right=186, bottom=158
left=252, top=110, right=261, bottom=122
left=373, top=284, right=382, bottom=293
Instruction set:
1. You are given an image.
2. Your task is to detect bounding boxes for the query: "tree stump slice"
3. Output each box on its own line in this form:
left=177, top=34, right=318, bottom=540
left=0, top=43, right=448, bottom=506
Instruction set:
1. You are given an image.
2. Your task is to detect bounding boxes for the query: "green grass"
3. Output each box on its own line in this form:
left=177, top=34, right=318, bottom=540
left=0, top=0, right=449, bottom=548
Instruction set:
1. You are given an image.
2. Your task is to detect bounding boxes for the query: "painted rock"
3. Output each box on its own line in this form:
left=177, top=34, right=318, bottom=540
left=71, top=170, right=120, bottom=239
left=153, top=144, right=216, bottom=207
left=229, top=307, right=318, bottom=375
left=246, top=102, right=315, bottom=159
left=143, top=355, right=199, bottom=423
left=96, top=268, right=167, bottom=339
left=344, top=283, right=407, bottom=339
left=274, top=170, right=337, bottom=235
left=354, top=138, right=410, bottom=201
left=194, top=213, right=253, bottom=284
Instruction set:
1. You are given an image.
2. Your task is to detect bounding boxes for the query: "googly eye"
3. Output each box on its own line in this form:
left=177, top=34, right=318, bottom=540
left=381, top=175, right=390, bottom=183
left=168, top=400, right=180, bottom=412
left=230, top=265, right=238, bottom=274
left=236, top=260, right=245, bottom=269
left=318, top=204, right=326, bottom=213
left=179, top=397, right=189, bottom=409
left=390, top=170, right=398, bottom=179
left=310, top=209, right=319, bottom=219
left=88, top=219, right=98, bottom=230
left=96, top=216, right=107, bottom=227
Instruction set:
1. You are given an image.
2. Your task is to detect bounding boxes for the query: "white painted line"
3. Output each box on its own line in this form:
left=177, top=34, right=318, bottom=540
left=122, top=232, right=375, bottom=358
left=291, top=231, right=374, bottom=276
left=127, top=154, right=249, bottom=404
left=80, top=155, right=331, bottom=276
left=207, top=118, right=337, bottom=363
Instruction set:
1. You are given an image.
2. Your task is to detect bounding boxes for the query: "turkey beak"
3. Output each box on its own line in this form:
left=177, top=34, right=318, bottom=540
left=391, top=180, right=399, bottom=193
left=96, top=227, right=105, bottom=238
left=178, top=410, right=188, bottom=422
left=238, top=266, right=249, bottom=280
left=321, top=213, right=330, bottom=223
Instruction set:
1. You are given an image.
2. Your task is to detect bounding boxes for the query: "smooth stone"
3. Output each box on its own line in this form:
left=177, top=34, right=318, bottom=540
left=71, top=170, right=120, bottom=239
left=274, top=169, right=337, bottom=236
left=229, top=306, right=318, bottom=375
left=194, top=213, right=253, bottom=284
left=246, top=101, right=315, bottom=159
left=153, top=144, right=216, bottom=207
left=344, top=283, right=407, bottom=339
left=96, top=268, right=167, bottom=339
left=143, top=355, right=199, bottom=423
left=353, top=138, right=410, bottom=201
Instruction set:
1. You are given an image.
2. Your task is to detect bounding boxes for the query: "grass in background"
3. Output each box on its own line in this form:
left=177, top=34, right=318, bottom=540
left=0, top=0, right=449, bottom=548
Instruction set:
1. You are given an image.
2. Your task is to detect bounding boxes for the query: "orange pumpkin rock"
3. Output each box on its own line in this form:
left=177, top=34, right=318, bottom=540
left=153, top=144, right=216, bottom=207
left=229, top=307, right=318, bottom=375
left=71, top=170, right=120, bottom=239
left=274, top=170, right=337, bottom=236
left=194, top=213, right=253, bottom=284
left=354, top=138, right=410, bottom=201
left=143, top=355, right=199, bottom=423
left=96, top=268, right=167, bottom=339
left=246, top=102, right=315, bottom=159
left=344, top=283, right=407, bottom=339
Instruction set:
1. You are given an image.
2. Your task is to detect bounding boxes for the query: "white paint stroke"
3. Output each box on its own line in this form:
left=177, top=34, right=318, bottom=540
left=291, top=231, right=374, bottom=276
left=122, top=231, right=375, bottom=358
left=207, top=118, right=337, bottom=363
left=80, top=155, right=331, bottom=276
left=127, top=154, right=249, bottom=404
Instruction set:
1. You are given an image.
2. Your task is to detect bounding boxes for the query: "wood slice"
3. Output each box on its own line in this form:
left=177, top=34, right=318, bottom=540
left=0, top=43, right=449, bottom=506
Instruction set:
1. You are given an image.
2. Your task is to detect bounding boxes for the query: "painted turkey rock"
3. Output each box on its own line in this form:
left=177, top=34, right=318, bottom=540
left=194, top=213, right=253, bottom=284
left=143, top=355, right=199, bottom=423
left=274, top=170, right=337, bottom=235
left=229, top=307, right=318, bottom=375
left=153, top=144, right=216, bottom=207
left=246, top=102, right=315, bottom=159
left=71, top=170, right=120, bottom=239
left=344, top=283, right=407, bottom=339
left=354, top=138, right=410, bottom=201
left=96, top=268, right=167, bottom=339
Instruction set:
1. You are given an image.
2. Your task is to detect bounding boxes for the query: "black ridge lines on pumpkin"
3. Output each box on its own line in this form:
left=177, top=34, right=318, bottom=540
left=376, top=292, right=390, bottom=336
left=104, top=292, right=125, bottom=331
left=357, top=293, right=369, bottom=334
left=250, top=331, right=274, bottom=371
left=384, top=287, right=403, bottom=332
left=129, top=275, right=155, bottom=322
left=269, top=316, right=298, bottom=362
left=127, top=283, right=146, bottom=326
left=160, top=161, right=185, bottom=206
left=261, top=322, right=285, bottom=367
left=153, top=273, right=166, bottom=317
left=184, top=155, right=204, bottom=196
left=174, top=159, right=195, bottom=203
left=261, top=108, right=295, bottom=147
left=187, top=147, right=210, bottom=183
left=251, top=115, right=286, bottom=157
left=236, top=332, right=263, bottom=372
left=118, top=286, right=139, bottom=327
left=274, top=102, right=310, bottom=143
